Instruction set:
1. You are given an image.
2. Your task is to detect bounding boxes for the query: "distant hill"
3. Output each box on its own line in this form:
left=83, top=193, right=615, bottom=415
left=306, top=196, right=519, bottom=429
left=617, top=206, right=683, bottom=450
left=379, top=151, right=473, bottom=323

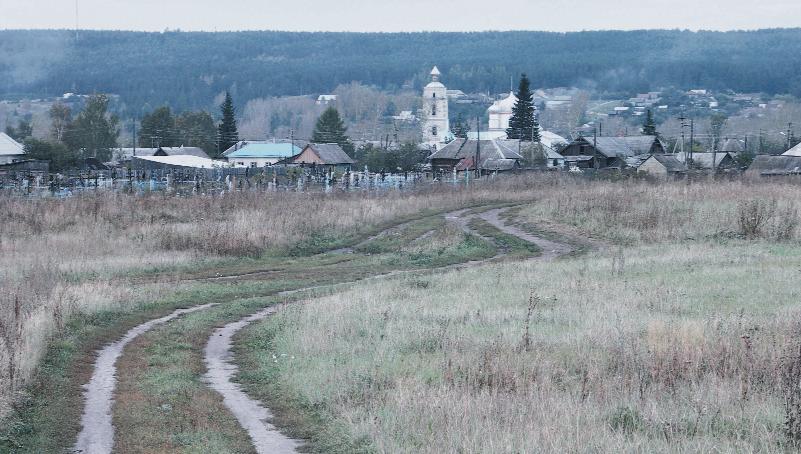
left=2, top=29, right=801, bottom=112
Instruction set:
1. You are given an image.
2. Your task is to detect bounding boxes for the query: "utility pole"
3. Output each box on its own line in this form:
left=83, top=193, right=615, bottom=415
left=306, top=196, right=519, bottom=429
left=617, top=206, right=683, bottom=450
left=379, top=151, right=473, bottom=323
left=759, top=129, right=765, bottom=155
left=689, top=118, right=695, bottom=165
left=74, top=0, right=79, bottom=43
left=475, top=115, right=481, bottom=179
left=678, top=115, right=687, bottom=157
left=132, top=119, right=136, bottom=157
left=787, top=122, right=794, bottom=151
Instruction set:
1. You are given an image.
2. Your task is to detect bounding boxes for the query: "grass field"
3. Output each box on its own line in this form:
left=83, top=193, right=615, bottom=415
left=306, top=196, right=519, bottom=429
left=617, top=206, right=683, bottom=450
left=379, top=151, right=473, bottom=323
left=238, top=240, right=801, bottom=452
left=3, top=175, right=801, bottom=453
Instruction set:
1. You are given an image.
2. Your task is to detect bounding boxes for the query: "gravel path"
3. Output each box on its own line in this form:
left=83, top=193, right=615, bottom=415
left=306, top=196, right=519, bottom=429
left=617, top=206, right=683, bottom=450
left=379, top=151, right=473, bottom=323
left=73, top=304, right=216, bottom=454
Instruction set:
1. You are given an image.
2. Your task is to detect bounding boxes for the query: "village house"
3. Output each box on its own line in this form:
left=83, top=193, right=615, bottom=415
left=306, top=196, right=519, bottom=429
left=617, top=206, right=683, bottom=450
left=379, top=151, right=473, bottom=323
left=560, top=136, right=665, bottom=169
left=746, top=142, right=801, bottom=177
left=428, top=138, right=526, bottom=173
left=225, top=142, right=302, bottom=167
left=131, top=155, right=231, bottom=172
left=0, top=132, right=25, bottom=165
left=290, top=143, right=355, bottom=172
left=746, top=155, right=801, bottom=177
left=675, top=152, right=736, bottom=170
left=113, top=146, right=209, bottom=163
left=635, top=154, right=687, bottom=178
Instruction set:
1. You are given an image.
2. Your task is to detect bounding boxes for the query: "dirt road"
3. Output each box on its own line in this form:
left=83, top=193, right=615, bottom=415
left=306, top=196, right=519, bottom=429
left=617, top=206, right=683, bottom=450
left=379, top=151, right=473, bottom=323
left=72, top=207, right=575, bottom=454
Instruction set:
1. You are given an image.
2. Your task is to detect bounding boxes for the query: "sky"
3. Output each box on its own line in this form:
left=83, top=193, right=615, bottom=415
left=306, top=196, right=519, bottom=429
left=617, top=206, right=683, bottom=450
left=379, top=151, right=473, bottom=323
left=2, top=0, right=801, bottom=32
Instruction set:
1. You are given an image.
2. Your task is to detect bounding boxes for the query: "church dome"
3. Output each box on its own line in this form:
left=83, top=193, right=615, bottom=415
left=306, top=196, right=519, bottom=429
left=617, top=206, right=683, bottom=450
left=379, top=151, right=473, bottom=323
left=492, top=92, right=518, bottom=113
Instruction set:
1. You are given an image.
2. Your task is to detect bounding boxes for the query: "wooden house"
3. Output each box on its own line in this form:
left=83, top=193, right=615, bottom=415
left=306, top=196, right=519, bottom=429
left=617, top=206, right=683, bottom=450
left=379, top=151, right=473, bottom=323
left=291, top=143, right=355, bottom=172
left=428, top=138, right=524, bottom=173
left=636, top=154, right=687, bottom=177
left=560, top=136, right=665, bottom=169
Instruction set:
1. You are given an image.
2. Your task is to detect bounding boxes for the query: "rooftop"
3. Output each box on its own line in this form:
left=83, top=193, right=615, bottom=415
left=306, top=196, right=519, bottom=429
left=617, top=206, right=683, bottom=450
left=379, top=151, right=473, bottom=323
left=0, top=132, right=25, bottom=156
left=227, top=143, right=302, bottom=159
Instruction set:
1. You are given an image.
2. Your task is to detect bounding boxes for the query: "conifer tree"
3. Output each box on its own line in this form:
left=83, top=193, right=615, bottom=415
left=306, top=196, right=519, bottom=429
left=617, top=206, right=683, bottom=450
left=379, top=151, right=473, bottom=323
left=312, top=107, right=353, bottom=152
left=506, top=74, right=536, bottom=140
left=531, top=115, right=541, bottom=143
left=451, top=113, right=471, bottom=139
left=642, top=109, right=657, bottom=136
left=217, top=92, right=239, bottom=153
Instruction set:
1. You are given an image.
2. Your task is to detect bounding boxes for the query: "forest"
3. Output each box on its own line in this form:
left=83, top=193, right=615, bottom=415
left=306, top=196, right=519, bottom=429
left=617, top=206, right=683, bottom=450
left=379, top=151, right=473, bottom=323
left=2, top=29, right=801, bottom=111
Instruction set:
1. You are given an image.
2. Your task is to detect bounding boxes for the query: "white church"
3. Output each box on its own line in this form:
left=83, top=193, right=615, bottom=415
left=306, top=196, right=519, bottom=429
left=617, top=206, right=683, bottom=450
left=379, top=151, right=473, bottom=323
left=421, top=66, right=566, bottom=149
left=422, top=67, right=450, bottom=146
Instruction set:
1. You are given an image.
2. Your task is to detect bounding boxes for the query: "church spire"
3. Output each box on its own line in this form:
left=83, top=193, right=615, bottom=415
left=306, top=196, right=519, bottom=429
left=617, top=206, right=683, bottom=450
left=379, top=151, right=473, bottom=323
left=430, top=66, right=441, bottom=82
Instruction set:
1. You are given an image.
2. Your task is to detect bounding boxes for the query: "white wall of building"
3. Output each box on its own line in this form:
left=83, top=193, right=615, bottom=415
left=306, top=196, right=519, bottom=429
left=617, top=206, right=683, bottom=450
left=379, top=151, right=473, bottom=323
left=422, top=66, right=449, bottom=146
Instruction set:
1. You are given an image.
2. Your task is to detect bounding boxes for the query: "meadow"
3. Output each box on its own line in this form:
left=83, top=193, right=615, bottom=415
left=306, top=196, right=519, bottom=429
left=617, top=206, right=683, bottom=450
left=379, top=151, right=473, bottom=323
left=234, top=177, right=801, bottom=453
left=0, top=180, right=543, bottom=424
left=3, top=175, right=801, bottom=452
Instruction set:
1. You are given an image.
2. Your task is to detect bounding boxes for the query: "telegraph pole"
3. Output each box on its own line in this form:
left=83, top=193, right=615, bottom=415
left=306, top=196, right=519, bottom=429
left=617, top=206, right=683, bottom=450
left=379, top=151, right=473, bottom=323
left=787, top=122, right=794, bottom=151
left=132, top=119, right=137, bottom=157
left=689, top=118, right=695, bottom=165
left=678, top=115, right=687, bottom=156
left=475, top=115, right=481, bottom=179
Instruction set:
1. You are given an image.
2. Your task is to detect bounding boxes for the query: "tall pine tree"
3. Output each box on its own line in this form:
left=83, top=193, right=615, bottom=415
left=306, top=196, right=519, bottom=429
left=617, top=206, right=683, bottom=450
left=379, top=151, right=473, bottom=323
left=642, top=109, right=657, bottom=136
left=312, top=107, right=353, bottom=152
left=531, top=115, right=541, bottom=143
left=217, top=92, right=239, bottom=154
left=506, top=74, right=536, bottom=140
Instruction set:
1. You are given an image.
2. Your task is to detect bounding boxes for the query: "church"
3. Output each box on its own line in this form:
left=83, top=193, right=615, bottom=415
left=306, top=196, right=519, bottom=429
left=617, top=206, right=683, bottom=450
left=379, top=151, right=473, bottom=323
left=421, top=66, right=566, bottom=149
left=422, top=67, right=450, bottom=148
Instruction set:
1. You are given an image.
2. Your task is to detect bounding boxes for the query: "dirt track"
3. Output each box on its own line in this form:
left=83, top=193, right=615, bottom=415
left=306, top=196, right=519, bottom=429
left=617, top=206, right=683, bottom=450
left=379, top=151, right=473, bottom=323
left=200, top=207, right=574, bottom=453
left=73, top=304, right=216, bottom=454
left=72, top=207, right=575, bottom=454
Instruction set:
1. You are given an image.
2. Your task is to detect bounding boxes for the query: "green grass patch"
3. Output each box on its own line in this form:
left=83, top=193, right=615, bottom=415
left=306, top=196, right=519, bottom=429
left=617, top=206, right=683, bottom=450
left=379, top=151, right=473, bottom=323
left=467, top=217, right=540, bottom=258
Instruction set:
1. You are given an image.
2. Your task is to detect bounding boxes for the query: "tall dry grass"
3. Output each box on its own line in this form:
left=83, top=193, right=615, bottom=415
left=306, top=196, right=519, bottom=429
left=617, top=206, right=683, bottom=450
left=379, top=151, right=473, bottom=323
left=0, top=179, right=558, bottom=418
left=257, top=241, right=801, bottom=452
left=514, top=178, right=801, bottom=244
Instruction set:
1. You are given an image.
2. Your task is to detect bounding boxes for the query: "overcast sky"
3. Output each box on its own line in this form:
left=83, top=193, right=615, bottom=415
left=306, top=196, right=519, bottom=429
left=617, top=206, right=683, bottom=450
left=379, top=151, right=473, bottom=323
left=3, top=0, right=801, bottom=32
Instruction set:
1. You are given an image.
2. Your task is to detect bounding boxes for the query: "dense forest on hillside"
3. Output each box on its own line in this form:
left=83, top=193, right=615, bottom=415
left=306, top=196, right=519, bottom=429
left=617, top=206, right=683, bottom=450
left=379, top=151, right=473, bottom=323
left=2, top=29, right=801, bottom=112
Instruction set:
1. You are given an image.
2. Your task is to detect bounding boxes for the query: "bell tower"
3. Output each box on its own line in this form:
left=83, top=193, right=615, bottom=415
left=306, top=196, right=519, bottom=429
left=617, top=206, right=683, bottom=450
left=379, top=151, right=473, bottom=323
left=422, top=66, right=449, bottom=146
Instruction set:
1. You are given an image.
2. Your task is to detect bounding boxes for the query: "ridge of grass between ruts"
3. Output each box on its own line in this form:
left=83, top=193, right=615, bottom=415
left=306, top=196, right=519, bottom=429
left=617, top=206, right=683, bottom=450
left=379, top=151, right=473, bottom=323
left=0, top=208, right=513, bottom=453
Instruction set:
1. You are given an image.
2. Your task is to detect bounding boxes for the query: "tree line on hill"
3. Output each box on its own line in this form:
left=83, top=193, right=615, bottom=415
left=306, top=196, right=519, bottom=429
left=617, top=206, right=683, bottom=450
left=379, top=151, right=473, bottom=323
left=3, top=29, right=801, bottom=112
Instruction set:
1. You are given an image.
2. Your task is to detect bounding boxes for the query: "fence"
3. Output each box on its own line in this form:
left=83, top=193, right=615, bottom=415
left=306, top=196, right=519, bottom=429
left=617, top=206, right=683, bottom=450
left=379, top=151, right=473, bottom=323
left=0, top=166, right=432, bottom=197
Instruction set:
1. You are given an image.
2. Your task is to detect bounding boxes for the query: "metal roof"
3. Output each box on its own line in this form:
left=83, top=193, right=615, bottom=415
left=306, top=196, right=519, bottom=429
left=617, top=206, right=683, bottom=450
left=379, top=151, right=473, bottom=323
left=747, top=155, right=801, bottom=176
left=0, top=132, right=24, bottom=156
left=302, top=143, right=355, bottom=165
left=576, top=136, right=661, bottom=158
left=227, top=143, right=301, bottom=159
left=133, top=155, right=231, bottom=169
left=117, top=146, right=209, bottom=159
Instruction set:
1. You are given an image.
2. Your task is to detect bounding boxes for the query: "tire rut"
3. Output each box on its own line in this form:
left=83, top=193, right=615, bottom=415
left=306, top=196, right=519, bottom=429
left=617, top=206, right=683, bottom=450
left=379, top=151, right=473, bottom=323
left=73, top=304, right=217, bottom=454
left=72, top=207, right=578, bottom=454
left=204, top=208, right=575, bottom=453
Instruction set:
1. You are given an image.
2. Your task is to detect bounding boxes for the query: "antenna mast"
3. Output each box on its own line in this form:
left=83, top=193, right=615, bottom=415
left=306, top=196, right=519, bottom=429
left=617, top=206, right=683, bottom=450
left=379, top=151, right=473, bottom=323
left=74, top=0, right=79, bottom=42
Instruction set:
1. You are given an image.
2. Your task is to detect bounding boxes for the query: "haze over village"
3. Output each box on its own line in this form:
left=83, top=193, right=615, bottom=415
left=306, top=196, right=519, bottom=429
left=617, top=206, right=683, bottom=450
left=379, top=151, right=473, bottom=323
left=4, top=2, right=801, bottom=454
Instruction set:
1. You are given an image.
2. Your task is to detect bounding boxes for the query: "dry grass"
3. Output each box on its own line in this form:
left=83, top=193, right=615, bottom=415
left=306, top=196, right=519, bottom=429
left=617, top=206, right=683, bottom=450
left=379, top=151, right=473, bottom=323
left=245, top=240, right=801, bottom=452
left=513, top=178, right=801, bottom=244
left=0, top=180, right=548, bottom=419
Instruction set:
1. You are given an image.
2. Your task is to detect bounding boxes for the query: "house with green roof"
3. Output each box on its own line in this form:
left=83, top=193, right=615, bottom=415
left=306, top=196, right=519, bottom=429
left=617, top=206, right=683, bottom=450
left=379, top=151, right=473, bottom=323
left=225, top=142, right=303, bottom=167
